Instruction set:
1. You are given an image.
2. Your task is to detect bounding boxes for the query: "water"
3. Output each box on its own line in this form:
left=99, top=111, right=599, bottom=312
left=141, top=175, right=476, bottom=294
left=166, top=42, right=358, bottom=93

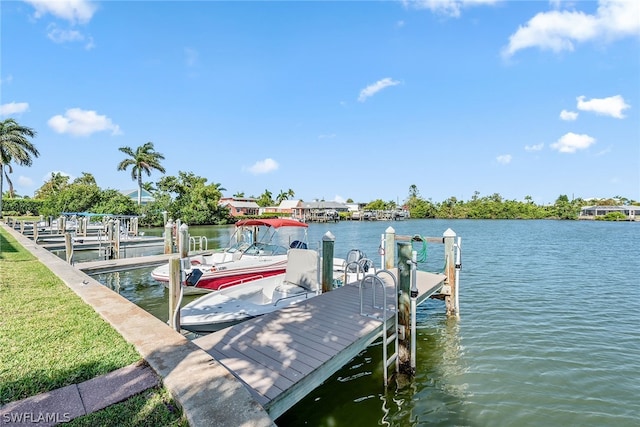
left=88, top=219, right=640, bottom=426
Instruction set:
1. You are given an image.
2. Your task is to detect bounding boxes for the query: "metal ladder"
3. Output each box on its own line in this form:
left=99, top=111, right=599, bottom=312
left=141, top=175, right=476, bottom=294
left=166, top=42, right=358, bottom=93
left=359, top=269, right=399, bottom=385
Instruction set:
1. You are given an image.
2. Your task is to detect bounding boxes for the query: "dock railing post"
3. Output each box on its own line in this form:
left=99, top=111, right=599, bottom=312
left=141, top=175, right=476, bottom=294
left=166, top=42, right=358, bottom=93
left=164, top=219, right=174, bottom=254
left=384, top=226, right=395, bottom=270
left=168, top=257, right=181, bottom=332
left=178, top=223, right=189, bottom=258
left=397, top=241, right=412, bottom=373
left=322, top=231, right=335, bottom=293
left=443, top=228, right=458, bottom=317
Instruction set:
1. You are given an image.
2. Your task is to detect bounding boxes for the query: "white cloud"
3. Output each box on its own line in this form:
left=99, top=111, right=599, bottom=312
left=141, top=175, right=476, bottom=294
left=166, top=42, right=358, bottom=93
left=46, top=24, right=94, bottom=49
left=24, top=0, right=97, bottom=24
left=502, top=0, right=640, bottom=57
left=550, top=132, right=596, bottom=153
left=48, top=108, right=122, bottom=136
left=247, top=158, right=279, bottom=175
left=358, top=78, right=400, bottom=102
left=576, top=95, right=630, bottom=118
left=184, top=47, right=198, bottom=67
left=524, top=143, right=544, bottom=151
left=496, top=154, right=512, bottom=164
left=47, top=26, right=83, bottom=43
left=318, top=133, right=336, bottom=140
left=0, top=74, right=13, bottom=85
left=18, top=176, right=34, bottom=188
left=560, top=109, right=578, bottom=120
left=402, top=0, right=499, bottom=18
left=333, top=195, right=346, bottom=203
left=0, top=102, right=29, bottom=116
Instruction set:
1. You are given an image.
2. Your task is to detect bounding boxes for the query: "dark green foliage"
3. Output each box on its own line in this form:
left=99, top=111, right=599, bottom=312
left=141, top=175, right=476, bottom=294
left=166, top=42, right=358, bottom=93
left=92, top=189, right=139, bottom=215
left=597, top=211, right=627, bottom=221
left=0, top=198, right=43, bottom=215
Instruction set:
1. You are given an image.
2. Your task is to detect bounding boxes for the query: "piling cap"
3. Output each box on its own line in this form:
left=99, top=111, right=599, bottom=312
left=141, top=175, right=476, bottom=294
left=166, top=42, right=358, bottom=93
left=179, top=223, right=189, bottom=231
left=322, top=231, right=335, bottom=241
left=385, top=226, right=395, bottom=233
left=443, top=228, right=456, bottom=237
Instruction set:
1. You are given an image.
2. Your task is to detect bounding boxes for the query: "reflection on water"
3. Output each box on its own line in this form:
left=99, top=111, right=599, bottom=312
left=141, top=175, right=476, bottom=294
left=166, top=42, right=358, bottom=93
left=85, top=220, right=640, bottom=427
left=90, top=266, right=200, bottom=322
left=276, top=298, right=466, bottom=427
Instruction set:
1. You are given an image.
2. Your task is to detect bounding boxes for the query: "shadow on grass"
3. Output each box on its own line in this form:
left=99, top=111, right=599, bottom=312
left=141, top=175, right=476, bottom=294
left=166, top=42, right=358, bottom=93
left=66, top=386, right=188, bottom=427
left=0, top=230, right=20, bottom=257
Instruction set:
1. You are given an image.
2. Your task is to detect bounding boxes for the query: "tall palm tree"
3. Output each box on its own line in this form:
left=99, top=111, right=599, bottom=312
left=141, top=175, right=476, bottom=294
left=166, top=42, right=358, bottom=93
left=0, top=118, right=39, bottom=218
left=2, top=163, right=15, bottom=199
left=117, top=142, right=166, bottom=205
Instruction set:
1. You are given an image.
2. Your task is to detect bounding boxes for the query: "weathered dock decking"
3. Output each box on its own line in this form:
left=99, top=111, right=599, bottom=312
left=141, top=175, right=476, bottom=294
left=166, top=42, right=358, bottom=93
left=76, top=253, right=176, bottom=273
left=193, top=268, right=445, bottom=420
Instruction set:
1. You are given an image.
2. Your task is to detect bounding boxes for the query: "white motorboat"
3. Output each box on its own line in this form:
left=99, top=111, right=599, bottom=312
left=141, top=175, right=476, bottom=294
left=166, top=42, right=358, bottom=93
left=151, top=218, right=309, bottom=295
left=179, top=248, right=373, bottom=333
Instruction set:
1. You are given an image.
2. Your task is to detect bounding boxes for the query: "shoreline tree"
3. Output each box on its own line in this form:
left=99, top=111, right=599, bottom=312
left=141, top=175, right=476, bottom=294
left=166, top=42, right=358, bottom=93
left=117, top=142, right=166, bottom=205
left=0, top=118, right=39, bottom=218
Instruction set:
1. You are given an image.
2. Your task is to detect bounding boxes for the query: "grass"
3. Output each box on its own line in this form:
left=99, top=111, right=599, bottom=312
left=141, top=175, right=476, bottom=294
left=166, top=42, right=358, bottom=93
left=66, top=386, right=189, bottom=427
left=0, top=225, right=188, bottom=425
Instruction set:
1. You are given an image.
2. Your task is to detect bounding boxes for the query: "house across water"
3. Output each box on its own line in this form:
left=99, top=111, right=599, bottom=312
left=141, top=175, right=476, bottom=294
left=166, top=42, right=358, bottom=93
left=579, top=205, right=640, bottom=221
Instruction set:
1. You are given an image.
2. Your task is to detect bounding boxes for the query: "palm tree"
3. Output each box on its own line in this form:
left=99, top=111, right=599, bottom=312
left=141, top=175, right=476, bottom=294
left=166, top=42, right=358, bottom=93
left=0, top=118, right=39, bottom=218
left=117, top=142, right=166, bottom=205
left=35, top=172, right=70, bottom=199
left=2, top=163, right=15, bottom=199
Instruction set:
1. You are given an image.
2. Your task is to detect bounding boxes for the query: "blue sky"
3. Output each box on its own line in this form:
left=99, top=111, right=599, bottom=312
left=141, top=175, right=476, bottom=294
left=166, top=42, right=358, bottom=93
left=2, top=0, right=639, bottom=205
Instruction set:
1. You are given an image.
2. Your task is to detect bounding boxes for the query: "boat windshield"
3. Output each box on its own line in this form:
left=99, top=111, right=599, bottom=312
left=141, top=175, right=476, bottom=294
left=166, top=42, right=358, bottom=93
left=242, top=242, right=288, bottom=256
left=225, top=241, right=252, bottom=254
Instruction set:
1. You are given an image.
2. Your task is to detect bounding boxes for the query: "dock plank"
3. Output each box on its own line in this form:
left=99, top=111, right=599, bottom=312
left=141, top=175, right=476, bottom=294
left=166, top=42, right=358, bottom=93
left=193, top=268, right=445, bottom=420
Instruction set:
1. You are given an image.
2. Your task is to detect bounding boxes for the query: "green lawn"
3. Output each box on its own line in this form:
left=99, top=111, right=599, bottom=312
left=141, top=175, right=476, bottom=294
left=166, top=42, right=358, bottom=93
left=0, top=226, right=187, bottom=425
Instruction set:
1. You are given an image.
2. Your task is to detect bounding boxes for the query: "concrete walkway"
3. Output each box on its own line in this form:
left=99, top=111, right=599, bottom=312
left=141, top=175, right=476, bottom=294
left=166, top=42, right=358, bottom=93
left=1, top=223, right=275, bottom=427
left=1, top=363, right=158, bottom=426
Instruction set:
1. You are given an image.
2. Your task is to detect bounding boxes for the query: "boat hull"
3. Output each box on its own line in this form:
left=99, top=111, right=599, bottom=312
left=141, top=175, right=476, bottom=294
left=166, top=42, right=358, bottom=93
left=151, top=259, right=288, bottom=295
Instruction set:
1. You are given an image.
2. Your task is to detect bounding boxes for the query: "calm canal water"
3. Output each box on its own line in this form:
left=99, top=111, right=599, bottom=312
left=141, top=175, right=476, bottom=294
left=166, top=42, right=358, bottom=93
left=87, top=219, right=640, bottom=426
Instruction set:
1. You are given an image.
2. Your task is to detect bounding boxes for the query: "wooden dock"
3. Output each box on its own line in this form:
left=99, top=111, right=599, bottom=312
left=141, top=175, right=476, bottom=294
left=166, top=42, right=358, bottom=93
left=193, top=268, right=446, bottom=420
left=76, top=253, right=175, bottom=273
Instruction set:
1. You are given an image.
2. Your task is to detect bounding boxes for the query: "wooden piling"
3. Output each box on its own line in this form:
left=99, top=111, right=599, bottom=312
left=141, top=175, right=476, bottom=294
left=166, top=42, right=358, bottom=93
left=322, top=232, right=335, bottom=293
left=65, top=232, right=73, bottom=264
left=114, top=219, right=121, bottom=259
left=397, top=241, right=412, bottom=373
left=164, top=220, right=174, bottom=254
left=105, top=219, right=115, bottom=259
left=384, top=227, right=395, bottom=270
left=443, top=228, right=458, bottom=317
left=178, top=223, right=189, bottom=258
left=168, top=257, right=181, bottom=331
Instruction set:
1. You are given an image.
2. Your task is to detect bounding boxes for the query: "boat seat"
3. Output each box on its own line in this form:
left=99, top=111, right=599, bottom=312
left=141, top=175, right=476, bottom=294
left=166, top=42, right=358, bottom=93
left=346, top=249, right=366, bottom=272
left=190, top=255, right=206, bottom=265
left=290, top=240, right=307, bottom=249
left=284, top=249, right=319, bottom=292
left=272, top=283, right=307, bottom=302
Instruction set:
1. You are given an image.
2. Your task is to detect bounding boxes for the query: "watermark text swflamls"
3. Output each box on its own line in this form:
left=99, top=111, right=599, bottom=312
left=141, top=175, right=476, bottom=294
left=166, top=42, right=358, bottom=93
left=2, top=412, right=72, bottom=424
